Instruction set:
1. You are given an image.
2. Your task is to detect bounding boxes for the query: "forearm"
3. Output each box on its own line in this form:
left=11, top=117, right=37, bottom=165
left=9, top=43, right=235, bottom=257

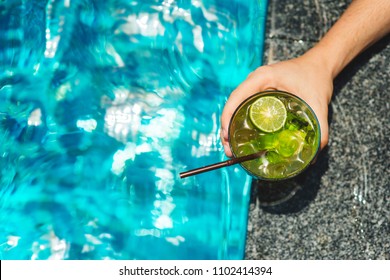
left=306, top=0, right=390, bottom=79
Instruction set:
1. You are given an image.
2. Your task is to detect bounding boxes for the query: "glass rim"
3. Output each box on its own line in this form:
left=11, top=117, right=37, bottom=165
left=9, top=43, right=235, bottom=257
left=227, top=89, right=322, bottom=181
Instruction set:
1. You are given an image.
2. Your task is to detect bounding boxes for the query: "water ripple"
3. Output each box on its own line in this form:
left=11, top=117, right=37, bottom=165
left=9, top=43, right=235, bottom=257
left=0, top=0, right=265, bottom=259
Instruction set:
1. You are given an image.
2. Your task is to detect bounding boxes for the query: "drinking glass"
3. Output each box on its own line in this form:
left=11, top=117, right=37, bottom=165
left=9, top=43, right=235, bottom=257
left=228, top=90, right=321, bottom=181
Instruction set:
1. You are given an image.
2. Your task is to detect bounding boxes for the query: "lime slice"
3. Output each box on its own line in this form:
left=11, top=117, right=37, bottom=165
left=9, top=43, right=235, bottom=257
left=249, top=96, right=287, bottom=133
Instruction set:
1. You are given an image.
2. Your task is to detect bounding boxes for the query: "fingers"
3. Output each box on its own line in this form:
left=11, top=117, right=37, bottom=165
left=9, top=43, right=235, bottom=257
left=220, top=128, right=232, bottom=157
left=319, top=115, right=329, bottom=151
left=221, top=67, right=275, bottom=157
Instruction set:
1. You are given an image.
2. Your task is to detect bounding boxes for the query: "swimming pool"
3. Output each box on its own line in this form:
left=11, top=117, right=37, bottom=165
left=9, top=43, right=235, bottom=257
left=0, top=0, right=267, bottom=259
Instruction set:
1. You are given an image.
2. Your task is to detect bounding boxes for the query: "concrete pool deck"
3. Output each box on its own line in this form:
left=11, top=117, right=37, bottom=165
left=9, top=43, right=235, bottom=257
left=245, top=0, right=390, bottom=259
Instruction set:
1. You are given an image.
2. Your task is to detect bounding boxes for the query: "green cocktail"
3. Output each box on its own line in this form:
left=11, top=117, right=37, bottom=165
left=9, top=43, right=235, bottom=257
left=228, top=90, right=321, bottom=180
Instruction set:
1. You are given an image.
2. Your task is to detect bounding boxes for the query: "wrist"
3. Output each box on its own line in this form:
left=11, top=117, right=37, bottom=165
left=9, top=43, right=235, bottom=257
left=304, top=43, right=346, bottom=80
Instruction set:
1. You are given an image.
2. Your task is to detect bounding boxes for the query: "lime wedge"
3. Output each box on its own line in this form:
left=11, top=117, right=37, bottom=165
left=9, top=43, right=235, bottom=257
left=249, top=96, right=287, bottom=133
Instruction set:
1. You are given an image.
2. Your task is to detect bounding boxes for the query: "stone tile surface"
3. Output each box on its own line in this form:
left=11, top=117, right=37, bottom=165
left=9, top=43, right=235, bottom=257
left=245, top=0, right=390, bottom=260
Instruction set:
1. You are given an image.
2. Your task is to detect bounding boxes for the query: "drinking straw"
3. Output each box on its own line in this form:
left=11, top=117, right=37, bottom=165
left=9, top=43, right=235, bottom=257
left=179, top=150, right=266, bottom=178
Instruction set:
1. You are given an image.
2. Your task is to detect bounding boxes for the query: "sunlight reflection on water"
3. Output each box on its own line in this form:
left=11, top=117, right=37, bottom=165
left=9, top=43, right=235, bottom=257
left=0, top=0, right=267, bottom=259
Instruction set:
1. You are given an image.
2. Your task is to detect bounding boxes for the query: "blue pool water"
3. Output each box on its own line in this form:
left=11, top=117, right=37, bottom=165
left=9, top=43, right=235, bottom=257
left=0, top=0, right=267, bottom=259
